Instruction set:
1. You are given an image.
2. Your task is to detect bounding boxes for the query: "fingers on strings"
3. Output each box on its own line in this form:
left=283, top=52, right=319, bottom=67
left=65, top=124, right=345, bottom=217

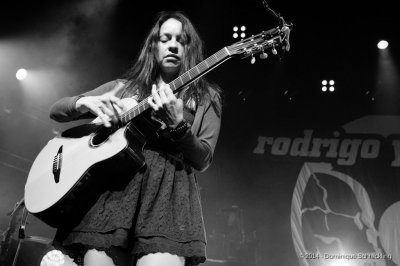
left=94, top=96, right=125, bottom=127
left=148, top=84, right=176, bottom=111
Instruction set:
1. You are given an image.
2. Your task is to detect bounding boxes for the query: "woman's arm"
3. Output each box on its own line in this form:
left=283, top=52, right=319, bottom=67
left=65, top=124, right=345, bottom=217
left=49, top=80, right=125, bottom=123
left=174, top=91, right=222, bottom=172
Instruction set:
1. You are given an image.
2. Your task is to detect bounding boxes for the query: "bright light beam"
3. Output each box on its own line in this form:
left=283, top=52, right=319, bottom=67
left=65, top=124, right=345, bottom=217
left=377, top=40, right=388, bottom=50
left=16, top=68, right=28, bottom=80
left=374, top=41, right=400, bottom=114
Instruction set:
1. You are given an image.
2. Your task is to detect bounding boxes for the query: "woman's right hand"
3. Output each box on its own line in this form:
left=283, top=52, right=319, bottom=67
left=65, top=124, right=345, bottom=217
left=75, top=94, right=127, bottom=127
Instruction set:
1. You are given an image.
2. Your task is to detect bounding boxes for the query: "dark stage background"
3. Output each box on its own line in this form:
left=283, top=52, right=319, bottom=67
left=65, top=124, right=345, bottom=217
left=1, top=0, right=399, bottom=265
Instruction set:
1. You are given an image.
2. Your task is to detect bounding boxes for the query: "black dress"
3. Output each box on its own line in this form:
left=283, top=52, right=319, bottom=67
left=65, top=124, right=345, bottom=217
left=54, top=110, right=207, bottom=266
left=49, top=80, right=222, bottom=266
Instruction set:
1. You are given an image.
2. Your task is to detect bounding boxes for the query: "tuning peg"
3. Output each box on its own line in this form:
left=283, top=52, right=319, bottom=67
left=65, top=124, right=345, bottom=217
left=250, top=55, right=256, bottom=64
left=259, top=52, right=268, bottom=59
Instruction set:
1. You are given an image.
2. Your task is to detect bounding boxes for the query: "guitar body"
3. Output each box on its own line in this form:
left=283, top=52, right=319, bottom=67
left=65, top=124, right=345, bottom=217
left=24, top=112, right=159, bottom=228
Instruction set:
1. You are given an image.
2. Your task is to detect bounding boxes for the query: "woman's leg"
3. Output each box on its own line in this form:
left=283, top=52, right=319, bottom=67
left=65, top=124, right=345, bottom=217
left=40, top=250, right=78, bottom=266
left=84, top=249, right=116, bottom=266
left=136, top=253, right=185, bottom=266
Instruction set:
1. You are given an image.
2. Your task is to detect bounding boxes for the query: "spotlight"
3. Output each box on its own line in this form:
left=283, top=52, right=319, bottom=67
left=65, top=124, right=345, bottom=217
left=377, top=40, right=388, bottom=50
left=232, top=25, right=247, bottom=39
left=321, top=79, right=335, bottom=92
left=16, top=68, right=27, bottom=80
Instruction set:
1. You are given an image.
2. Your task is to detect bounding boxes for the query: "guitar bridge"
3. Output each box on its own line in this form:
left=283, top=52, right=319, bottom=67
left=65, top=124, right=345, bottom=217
left=52, top=145, right=63, bottom=183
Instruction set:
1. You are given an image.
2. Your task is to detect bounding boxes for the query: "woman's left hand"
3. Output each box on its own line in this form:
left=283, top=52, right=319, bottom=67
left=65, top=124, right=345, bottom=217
left=148, top=84, right=183, bottom=128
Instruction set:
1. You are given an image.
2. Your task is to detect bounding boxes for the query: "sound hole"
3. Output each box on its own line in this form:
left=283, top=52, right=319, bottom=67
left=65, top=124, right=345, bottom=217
left=90, top=126, right=114, bottom=147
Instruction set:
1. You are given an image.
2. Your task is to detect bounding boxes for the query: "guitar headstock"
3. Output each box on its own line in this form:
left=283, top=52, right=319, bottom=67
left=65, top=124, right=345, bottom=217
left=227, top=23, right=292, bottom=62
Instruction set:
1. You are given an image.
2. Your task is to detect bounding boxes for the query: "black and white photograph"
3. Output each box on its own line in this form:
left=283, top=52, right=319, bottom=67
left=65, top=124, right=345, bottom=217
left=0, top=0, right=399, bottom=265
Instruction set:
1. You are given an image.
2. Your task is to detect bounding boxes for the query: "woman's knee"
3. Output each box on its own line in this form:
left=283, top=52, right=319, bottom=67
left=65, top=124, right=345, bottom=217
left=136, top=253, right=185, bottom=266
left=40, top=249, right=78, bottom=266
left=84, top=249, right=116, bottom=266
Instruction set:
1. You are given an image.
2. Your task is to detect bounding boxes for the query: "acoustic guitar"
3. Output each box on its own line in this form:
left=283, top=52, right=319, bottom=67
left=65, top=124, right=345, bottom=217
left=24, top=23, right=292, bottom=228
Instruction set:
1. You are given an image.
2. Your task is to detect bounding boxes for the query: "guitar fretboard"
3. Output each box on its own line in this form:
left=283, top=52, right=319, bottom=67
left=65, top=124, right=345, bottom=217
left=119, top=47, right=231, bottom=124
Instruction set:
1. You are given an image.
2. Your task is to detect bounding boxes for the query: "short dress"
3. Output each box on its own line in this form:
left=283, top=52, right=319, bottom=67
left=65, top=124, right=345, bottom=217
left=49, top=80, right=221, bottom=266
left=53, top=109, right=207, bottom=266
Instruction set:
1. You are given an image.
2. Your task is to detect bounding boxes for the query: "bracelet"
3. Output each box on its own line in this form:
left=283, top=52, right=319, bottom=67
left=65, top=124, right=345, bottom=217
left=169, top=120, right=190, bottom=140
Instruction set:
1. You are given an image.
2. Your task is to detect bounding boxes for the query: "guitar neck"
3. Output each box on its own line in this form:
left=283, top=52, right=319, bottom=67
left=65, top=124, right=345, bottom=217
left=120, top=47, right=232, bottom=124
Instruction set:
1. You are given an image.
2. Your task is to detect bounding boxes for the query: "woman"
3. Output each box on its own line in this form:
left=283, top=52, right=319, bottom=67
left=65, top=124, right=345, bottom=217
left=46, top=10, right=222, bottom=266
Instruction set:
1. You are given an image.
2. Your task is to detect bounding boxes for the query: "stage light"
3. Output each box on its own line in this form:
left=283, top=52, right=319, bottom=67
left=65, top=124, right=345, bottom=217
left=240, top=25, right=246, bottom=39
left=377, top=40, right=388, bottom=50
left=16, top=68, right=27, bottom=80
left=233, top=25, right=246, bottom=39
left=321, top=80, right=335, bottom=92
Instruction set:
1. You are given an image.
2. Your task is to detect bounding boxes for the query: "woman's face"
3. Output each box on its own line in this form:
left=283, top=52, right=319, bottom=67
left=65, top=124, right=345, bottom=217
left=156, top=18, right=185, bottom=77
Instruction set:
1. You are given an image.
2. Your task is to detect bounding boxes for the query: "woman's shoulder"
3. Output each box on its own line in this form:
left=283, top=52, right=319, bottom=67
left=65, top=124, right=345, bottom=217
left=114, top=79, right=128, bottom=88
left=206, top=82, right=223, bottom=106
left=201, top=83, right=223, bottom=117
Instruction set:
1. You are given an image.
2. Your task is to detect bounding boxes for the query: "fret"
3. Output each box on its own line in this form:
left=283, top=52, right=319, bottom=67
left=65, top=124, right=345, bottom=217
left=170, top=82, right=177, bottom=92
left=189, top=68, right=199, bottom=78
left=211, top=53, right=218, bottom=65
left=122, top=113, right=128, bottom=124
left=143, top=101, right=150, bottom=110
left=174, top=79, right=182, bottom=89
left=186, top=71, right=192, bottom=80
left=203, top=59, right=212, bottom=69
left=123, top=114, right=129, bottom=124
left=180, top=73, right=187, bottom=84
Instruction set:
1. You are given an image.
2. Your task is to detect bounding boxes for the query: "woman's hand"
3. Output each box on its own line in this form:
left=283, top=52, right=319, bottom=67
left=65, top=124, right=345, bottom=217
left=75, top=94, right=127, bottom=127
left=148, top=84, right=183, bottom=128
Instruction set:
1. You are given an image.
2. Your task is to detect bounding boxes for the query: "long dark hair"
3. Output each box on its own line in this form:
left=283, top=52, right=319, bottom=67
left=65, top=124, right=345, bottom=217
left=120, top=11, right=221, bottom=108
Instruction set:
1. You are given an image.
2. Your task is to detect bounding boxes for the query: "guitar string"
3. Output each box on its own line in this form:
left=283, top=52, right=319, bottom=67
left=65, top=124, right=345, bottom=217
left=116, top=30, right=284, bottom=126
